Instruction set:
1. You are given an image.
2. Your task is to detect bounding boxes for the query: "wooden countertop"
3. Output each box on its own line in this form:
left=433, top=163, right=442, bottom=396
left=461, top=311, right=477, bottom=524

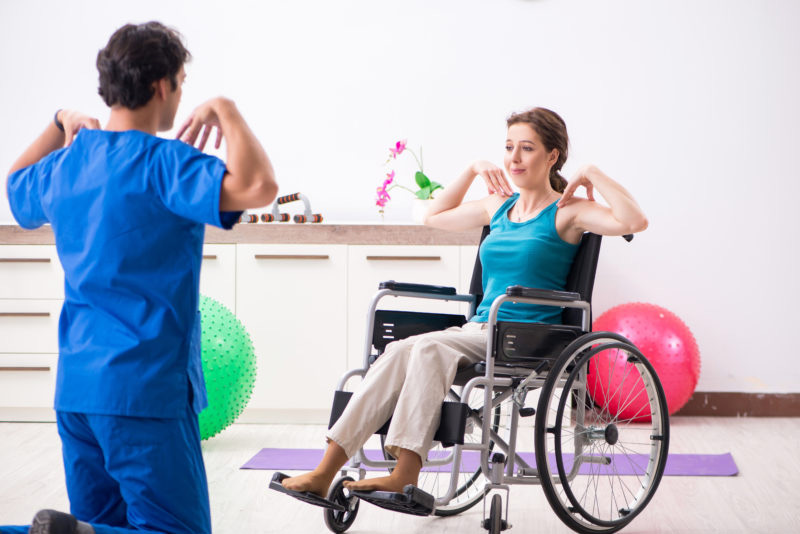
left=0, top=224, right=481, bottom=246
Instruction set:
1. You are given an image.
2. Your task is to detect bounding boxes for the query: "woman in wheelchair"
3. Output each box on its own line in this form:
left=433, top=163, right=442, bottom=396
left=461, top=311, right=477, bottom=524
left=280, top=107, right=648, bottom=500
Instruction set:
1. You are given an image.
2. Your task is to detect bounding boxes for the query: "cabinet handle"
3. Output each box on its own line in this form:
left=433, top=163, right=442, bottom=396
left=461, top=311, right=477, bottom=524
left=254, top=254, right=330, bottom=260
left=0, top=366, right=51, bottom=372
left=0, top=258, right=51, bottom=263
left=202, top=255, right=217, bottom=260
left=0, top=312, right=51, bottom=317
left=366, top=256, right=441, bottom=261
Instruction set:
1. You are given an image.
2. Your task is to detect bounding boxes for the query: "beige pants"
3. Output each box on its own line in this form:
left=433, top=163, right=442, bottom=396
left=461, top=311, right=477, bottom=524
left=327, top=321, right=488, bottom=460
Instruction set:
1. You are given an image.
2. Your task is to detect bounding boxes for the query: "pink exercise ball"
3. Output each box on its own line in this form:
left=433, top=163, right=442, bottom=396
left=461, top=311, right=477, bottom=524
left=588, top=303, right=701, bottom=422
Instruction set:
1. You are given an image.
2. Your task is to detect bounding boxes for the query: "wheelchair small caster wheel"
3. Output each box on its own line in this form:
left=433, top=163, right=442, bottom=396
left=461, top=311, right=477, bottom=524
left=323, top=476, right=359, bottom=533
left=482, top=494, right=507, bottom=534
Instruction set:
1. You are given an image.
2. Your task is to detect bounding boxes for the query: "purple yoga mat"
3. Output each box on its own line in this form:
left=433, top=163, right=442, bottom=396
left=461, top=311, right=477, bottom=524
left=241, top=448, right=738, bottom=476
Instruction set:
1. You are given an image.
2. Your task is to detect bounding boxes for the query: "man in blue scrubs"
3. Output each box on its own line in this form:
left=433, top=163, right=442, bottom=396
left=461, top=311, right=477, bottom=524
left=2, top=22, right=277, bottom=534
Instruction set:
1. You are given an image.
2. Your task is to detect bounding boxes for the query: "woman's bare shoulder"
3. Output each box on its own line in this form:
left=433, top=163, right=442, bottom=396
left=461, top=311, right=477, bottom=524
left=484, top=193, right=511, bottom=219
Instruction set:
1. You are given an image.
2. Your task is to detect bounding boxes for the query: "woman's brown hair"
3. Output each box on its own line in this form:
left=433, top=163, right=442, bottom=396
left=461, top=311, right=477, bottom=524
left=506, top=108, right=569, bottom=193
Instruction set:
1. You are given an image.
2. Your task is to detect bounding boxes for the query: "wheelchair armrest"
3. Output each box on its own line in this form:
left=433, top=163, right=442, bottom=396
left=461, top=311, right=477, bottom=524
left=506, top=285, right=581, bottom=302
left=379, top=280, right=457, bottom=296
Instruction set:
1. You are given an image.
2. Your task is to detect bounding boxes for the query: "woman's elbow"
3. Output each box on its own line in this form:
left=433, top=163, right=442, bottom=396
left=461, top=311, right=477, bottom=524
left=629, top=215, right=648, bottom=234
left=423, top=211, right=444, bottom=228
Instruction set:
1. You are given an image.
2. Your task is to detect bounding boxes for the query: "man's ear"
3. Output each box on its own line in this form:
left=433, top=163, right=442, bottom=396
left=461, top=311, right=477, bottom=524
left=153, top=78, right=168, bottom=101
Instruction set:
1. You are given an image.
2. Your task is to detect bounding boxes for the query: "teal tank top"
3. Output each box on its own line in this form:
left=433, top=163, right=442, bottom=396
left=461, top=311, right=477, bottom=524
left=472, top=194, right=579, bottom=324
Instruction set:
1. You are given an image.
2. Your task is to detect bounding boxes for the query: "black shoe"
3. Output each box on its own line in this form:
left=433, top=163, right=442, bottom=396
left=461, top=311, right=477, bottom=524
left=29, top=510, right=78, bottom=534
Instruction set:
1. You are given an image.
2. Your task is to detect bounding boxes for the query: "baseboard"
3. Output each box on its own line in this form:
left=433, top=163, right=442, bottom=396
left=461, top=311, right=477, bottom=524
left=0, top=407, right=56, bottom=422
left=676, top=392, right=800, bottom=417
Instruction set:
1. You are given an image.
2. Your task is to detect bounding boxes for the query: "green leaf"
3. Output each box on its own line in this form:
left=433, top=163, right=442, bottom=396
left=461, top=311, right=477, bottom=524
left=429, top=181, right=443, bottom=192
left=415, top=186, right=432, bottom=199
left=415, top=171, right=431, bottom=189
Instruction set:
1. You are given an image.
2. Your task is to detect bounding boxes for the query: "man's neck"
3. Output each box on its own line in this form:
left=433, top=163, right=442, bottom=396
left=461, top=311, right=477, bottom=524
left=105, top=106, right=160, bottom=135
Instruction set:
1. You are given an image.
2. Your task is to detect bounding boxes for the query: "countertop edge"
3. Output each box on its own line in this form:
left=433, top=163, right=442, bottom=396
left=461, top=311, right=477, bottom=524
left=0, top=224, right=482, bottom=246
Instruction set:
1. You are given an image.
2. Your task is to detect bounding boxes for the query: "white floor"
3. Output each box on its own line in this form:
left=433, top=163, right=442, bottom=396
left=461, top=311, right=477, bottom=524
left=1, top=417, right=799, bottom=533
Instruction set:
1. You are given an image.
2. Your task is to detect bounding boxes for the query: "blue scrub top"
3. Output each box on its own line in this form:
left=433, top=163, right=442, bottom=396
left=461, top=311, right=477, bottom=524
left=6, top=129, right=241, bottom=418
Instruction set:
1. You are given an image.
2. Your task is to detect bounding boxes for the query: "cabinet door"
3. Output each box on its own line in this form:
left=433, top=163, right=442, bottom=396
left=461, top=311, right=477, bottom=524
left=0, top=245, right=64, bottom=299
left=0, top=300, right=62, bottom=354
left=0, top=353, right=57, bottom=408
left=236, top=244, right=348, bottom=423
left=200, top=244, right=236, bottom=313
left=346, top=245, right=462, bottom=370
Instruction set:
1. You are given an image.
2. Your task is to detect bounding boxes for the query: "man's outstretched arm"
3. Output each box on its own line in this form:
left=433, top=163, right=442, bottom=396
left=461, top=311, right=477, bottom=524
left=7, top=110, right=101, bottom=179
left=177, top=97, right=277, bottom=211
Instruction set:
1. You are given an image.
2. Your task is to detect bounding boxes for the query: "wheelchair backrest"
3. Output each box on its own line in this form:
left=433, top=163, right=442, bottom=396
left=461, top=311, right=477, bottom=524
left=562, top=232, right=602, bottom=327
left=468, top=227, right=603, bottom=329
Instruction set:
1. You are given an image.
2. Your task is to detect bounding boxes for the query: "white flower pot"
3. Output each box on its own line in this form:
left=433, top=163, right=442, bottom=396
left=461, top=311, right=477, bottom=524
left=411, top=198, right=431, bottom=224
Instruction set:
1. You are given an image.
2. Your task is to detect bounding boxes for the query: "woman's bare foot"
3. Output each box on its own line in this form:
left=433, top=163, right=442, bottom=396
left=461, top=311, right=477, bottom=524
left=281, top=471, right=334, bottom=498
left=343, top=471, right=418, bottom=493
left=281, top=440, right=349, bottom=498
left=343, top=447, right=422, bottom=493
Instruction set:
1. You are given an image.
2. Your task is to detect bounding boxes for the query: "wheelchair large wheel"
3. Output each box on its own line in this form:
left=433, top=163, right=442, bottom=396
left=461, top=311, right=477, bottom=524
left=380, top=385, right=507, bottom=516
left=534, top=332, right=669, bottom=534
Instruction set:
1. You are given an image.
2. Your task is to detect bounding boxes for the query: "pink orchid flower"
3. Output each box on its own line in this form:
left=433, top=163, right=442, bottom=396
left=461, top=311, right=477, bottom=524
left=376, top=171, right=395, bottom=208
left=389, top=139, right=407, bottom=159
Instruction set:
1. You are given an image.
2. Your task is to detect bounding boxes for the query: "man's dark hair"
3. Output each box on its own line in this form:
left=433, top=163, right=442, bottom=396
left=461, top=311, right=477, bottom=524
left=96, top=22, right=191, bottom=109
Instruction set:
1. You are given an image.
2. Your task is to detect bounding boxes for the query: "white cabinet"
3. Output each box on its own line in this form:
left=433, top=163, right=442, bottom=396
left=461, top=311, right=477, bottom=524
left=0, top=245, right=64, bottom=299
left=235, top=244, right=348, bottom=423
left=346, top=245, right=462, bottom=369
left=0, top=299, right=62, bottom=354
left=0, top=245, right=62, bottom=421
left=200, top=244, right=236, bottom=313
left=0, top=240, right=477, bottom=423
left=0, top=353, right=57, bottom=409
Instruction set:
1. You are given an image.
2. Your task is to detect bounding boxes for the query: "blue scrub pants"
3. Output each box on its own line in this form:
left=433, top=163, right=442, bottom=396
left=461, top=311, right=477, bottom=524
left=1, top=405, right=210, bottom=534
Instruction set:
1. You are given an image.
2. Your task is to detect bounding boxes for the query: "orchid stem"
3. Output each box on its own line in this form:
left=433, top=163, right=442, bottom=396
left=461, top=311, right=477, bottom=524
left=406, top=147, right=424, bottom=173
left=388, top=184, right=416, bottom=194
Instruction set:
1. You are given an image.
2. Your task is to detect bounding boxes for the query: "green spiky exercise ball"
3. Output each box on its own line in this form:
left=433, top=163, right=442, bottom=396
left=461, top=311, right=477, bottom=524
left=198, top=295, right=256, bottom=440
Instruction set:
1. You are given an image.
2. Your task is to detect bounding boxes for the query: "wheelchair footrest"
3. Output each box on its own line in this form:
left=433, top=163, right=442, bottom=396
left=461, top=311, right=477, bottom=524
left=269, top=472, right=346, bottom=512
left=351, top=484, right=434, bottom=516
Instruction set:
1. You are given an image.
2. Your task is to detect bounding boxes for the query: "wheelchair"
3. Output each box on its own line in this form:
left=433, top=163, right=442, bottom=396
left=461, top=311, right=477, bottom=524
left=271, top=229, right=670, bottom=534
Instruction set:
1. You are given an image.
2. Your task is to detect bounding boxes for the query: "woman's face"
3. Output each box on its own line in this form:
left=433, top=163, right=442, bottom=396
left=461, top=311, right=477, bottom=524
left=504, top=123, right=557, bottom=188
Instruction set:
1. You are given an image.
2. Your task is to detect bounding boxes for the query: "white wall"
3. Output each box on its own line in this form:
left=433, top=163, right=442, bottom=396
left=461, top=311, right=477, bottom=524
left=1, top=0, right=798, bottom=393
